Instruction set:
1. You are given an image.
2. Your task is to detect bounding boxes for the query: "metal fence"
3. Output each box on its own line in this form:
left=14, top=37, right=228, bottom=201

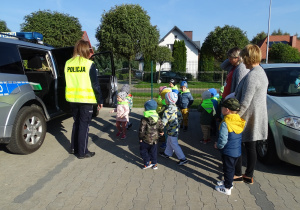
left=117, top=70, right=227, bottom=108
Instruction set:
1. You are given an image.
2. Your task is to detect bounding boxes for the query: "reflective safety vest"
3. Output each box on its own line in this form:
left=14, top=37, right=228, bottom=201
left=201, top=98, right=214, bottom=114
left=64, top=56, right=97, bottom=104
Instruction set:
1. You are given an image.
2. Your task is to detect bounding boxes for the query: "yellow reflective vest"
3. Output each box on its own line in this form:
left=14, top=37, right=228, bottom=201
left=64, top=56, right=97, bottom=104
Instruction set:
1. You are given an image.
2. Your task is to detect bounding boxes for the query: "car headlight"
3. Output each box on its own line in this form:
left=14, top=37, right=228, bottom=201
left=277, top=116, right=300, bottom=130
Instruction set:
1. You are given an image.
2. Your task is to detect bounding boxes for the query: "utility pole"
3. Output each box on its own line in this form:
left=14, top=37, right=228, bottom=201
left=266, top=0, right=272, bottom=63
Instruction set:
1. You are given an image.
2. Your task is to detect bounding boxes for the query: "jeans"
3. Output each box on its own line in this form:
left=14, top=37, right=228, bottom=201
left=140, top=141, right=158, bottom=165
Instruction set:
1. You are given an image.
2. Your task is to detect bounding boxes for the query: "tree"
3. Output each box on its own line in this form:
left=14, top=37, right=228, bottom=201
left=269, top=43, right=300, bottom=63
left=21, top=10, right=82, bottom=48
left=172, top=40, right=186, bottom=72
left=271, top=29, right=289, bottom=36
left=201, top=25, right=249, bottom=62
left=251, top=31, right=267, bottom=45
left=96, top=4, right=159, bottom=84
left=153, top=46, right=173, bottom=80
left=0, top=20, right=10, bottom=32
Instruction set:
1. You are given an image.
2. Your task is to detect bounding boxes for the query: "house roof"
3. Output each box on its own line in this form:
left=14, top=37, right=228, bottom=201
left=159, top=26, right=201, bottom=51
left=258, top=35, right=300, bottom=59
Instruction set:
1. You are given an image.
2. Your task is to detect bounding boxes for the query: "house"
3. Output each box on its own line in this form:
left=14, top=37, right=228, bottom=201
left=138, top=26, right=201, bottom=77
left=158, top=26, right=201, bottom=77
left=82, top=31, right=94, bottom=55
left=258, top=35, right=300, bottom=60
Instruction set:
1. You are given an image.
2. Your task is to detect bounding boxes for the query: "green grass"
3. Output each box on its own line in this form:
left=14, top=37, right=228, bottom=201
left=133, top=81, right=222, bottom=89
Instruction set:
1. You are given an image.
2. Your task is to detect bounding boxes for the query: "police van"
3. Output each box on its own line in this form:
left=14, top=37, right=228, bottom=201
left=0, top=32, right=117, bottom=154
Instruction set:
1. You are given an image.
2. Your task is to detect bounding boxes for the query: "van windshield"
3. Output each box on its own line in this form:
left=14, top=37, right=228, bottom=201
left=265, top=67, right=300, bottom=96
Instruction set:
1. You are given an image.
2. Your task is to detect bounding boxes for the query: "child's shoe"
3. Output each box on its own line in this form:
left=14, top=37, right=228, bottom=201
left=116, top=132, right=122, bottom=137
left=142, top=163, right=153, bottom=170
left=203, top=140, right=208, bottom=144
left=121, top=134, right=126, bottom=139
left=178, top=158, right=189, bottom=165
left=215, top=185, right=231, bottom=195
left=159, top=152, right=169, bottom=159
left=216, top=180, right=233, bottom=189
left=206, top=139, right=211, bottom=143
left=152, top=164, right=158, bottom=170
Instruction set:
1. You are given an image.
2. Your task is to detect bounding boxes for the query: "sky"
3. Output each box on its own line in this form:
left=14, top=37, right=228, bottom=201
left=1, top=0, right=300, bottom=48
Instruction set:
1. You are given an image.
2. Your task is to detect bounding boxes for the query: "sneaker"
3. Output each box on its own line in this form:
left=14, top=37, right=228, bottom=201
left=206, top=139, right=211, bottom=143
left=121, top=134, right=126, bottom=139
left=116, top=132, right=122, bottom=137
left=216, top=180, right=233, bottom=189
left=152, top=164, right=158, bottom=170
left=203, top=140, right=208, bottom=144
left=159, top=152, right=169, bottom=159
left=178, top=159, right=189, bottom=165
left=142, top=163, right=153, bottom=170
left=215, top=185, right=231, bottom=195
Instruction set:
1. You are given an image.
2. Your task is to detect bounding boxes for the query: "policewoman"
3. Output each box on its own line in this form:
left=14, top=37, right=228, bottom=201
left=65, top=39, right=103, bottom=159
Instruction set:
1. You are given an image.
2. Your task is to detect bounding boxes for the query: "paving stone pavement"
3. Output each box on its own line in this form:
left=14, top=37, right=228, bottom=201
left=1, top=108, right=300, bottom=210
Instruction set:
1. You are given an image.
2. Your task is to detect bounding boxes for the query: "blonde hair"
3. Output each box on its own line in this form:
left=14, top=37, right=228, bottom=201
left=73, top=39, right=91, bottom=59
left=240, top=44, right=261, bottom=66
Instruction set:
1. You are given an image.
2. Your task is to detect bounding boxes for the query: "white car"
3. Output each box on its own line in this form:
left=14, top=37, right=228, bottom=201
left=257, top=64, right=300, bottom=166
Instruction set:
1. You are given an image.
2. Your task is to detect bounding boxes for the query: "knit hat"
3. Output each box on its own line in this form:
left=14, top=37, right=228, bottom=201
left=120, top=84, right=130, bottom=94
left=180, top=81, right=188, bottom=88
left=117, top=91, right=127, bottom=100
left=202, top=90, right=212, bottom=100
left=208, top=88, right=217, bottom=97
left=161, top=88, right=172, bottom=100
left=221, top=98, right=241, bottom=111
left=144, top=99, right=157, bottom=111
left=159, top=86, right=167, bottom=93
left=165, top=92, right=178, bottom=104
left=219, top=86, right=224, bottom=93
left=169, top=79, right=176, bottom=85
left=172, top=89, right=179, bottom=95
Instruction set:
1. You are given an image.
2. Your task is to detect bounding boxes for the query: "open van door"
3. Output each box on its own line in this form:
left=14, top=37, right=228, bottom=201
left=90, top=51, right=117, bottom=107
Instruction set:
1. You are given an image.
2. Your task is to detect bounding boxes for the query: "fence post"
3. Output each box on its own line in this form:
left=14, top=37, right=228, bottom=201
left=151, top=61, right=153, bottom=99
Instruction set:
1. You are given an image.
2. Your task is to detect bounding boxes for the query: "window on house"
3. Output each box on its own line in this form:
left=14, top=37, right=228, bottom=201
left=175, top=35, right=177, bottom=39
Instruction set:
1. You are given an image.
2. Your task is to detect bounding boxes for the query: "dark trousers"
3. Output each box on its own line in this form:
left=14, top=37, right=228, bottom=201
left=71, top=103, right=93, bottom=157
left=140, top=141, right=158, bottom=165
left=222, top=154, right=239, bottom=189
left=235, top=141, right=257, bottom=177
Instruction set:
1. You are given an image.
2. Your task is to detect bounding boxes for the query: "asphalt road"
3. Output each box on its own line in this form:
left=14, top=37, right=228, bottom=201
left=1, top=108, right=300, bottom=209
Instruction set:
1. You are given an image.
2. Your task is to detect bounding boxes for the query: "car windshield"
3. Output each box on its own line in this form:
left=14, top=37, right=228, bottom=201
left=265, top=67, right=300, bottom=96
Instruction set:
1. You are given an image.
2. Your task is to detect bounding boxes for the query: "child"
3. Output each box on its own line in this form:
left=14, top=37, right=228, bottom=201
left=160, top=92, right=188, bottom=165
left=120, top=84, right=133, bottom=129
left=208, top=88, right=219, bottom=137
left=177, top=81, right=194, bottom=131
left=158, top=88, right=171, bottom=149
left=139, top=100, right=164, bottom=170
left=109, top=91, right=129, bottom=139
left=198, top=90, right=215, bottom=144
left=157, top=86, right=167, bottom=112
left=214, top=98, right=246, bottom=195
left=169, top=79, right=178, bottom=90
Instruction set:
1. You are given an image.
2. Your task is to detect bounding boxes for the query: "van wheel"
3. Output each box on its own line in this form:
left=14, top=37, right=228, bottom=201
left=6, top=106, right=47, bottom=154
left=256, top=129, right=279, bottom=164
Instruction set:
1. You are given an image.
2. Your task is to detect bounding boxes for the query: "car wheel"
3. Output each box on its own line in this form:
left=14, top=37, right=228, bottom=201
left=6, top=106, right=47, bottom=154
left=256, top=128, right=279, bottom=164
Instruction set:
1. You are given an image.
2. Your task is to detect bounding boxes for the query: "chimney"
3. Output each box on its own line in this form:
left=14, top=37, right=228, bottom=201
left=184, top=31, right=193, bottom=40
left=291, top=35, right=297, bottom=48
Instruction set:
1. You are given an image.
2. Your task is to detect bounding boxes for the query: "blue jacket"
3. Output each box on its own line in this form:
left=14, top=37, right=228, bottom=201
left=217, top=114, right=246, bottom=158
left=177, top=89, right=194, bottom=109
